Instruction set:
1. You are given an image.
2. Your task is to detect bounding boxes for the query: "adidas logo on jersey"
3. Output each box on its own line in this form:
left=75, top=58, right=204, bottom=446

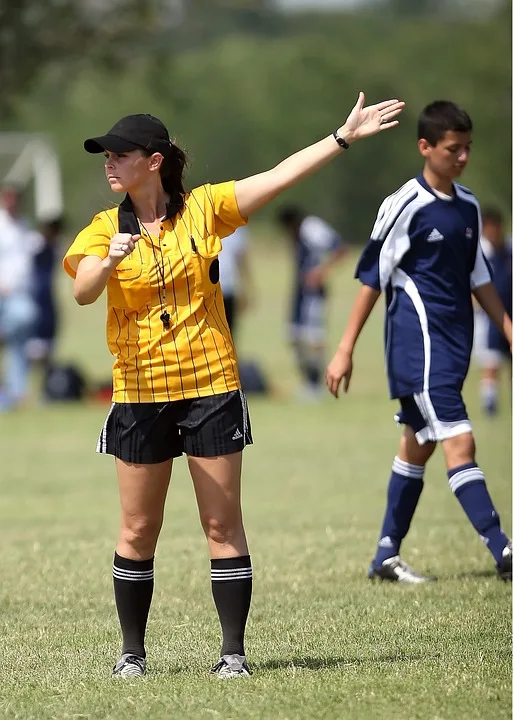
left=232, top=428, right=243, bottom=440
left=426, top=228, right=444, bottom=242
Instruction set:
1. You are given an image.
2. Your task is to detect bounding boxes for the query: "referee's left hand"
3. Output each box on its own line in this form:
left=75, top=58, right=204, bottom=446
left=337, top=92, right=405, bottom=144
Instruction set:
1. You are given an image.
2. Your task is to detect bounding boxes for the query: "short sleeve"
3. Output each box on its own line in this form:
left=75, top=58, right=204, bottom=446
left=470, top=243, right=492, bottom=290
left=206, top=181, right=248, bottom=240
left=62, top=214, right=111, bottom=278
left=355, top=191, right=419, bottom=291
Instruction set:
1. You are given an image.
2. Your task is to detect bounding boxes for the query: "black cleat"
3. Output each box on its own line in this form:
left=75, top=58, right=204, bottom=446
left=210, top=654, right=252, bottom=678
left=368, top=555, right=435, bottom=584
left=112, top=653, right=146, bottom=678
left=497, top=543, right=512, bottom=582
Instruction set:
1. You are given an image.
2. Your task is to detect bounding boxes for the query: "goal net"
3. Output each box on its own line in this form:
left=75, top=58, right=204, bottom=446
left=0, top=132, right=63, bottom=221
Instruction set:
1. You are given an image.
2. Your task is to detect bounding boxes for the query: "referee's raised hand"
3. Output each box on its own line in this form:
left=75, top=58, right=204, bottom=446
left=108, top=233, right=141, bottom=266
left=338, top=92, right=405, bottom=144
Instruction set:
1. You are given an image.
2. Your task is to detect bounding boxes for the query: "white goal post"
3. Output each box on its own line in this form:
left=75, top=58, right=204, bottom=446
left=0, top=133, right=63, bottom=222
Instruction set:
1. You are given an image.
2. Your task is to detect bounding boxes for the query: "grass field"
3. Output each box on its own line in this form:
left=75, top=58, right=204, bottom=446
left=0, top=237, right=511, bottom=720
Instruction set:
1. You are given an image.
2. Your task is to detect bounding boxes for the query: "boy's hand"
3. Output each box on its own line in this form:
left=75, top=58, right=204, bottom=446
left=325, top=348, right=353, bottom=398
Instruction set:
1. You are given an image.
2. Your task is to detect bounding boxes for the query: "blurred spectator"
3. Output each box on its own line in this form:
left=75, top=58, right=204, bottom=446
left=474, top=207, right=512, bottom=415
left=0, top=186, right=37, bottom=410
left=277, top=206, right=348, bottom=399
left=219, top=224, right=253, bottom=341
left=26, top=216, right=65, bottom=369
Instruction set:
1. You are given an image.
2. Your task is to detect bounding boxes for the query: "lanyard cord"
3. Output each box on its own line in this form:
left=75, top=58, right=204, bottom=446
left=138, top=220, right=171, bottom=330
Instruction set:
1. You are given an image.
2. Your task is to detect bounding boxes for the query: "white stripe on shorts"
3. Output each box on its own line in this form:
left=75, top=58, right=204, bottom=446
left=412, top=391, right=472, bottom=445
left=96, top=403, right=115, bottom=454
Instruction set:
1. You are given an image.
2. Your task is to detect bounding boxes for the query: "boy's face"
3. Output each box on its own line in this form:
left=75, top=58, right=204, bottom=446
left=418, top=130, right=472, bottom=181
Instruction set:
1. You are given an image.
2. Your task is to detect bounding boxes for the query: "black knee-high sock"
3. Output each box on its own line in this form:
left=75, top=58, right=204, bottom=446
left=112, top=552, right=154, bottom=658
left=211, top=555, right=252, bottom=656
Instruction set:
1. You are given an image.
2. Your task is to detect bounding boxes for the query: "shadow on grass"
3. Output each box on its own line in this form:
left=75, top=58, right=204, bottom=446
left=445, top=569, right=501, bottom=580
left=146, top=652, right=428, bottom=677
left=254, top=652, right=428, bottom=672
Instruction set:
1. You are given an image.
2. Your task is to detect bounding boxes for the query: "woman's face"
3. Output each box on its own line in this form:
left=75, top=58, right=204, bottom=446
left=103, top=149, right=159, bottom=193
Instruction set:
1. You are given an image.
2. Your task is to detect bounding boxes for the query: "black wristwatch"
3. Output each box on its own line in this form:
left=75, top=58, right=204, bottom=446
left=333, top=130, right=350, bottom=150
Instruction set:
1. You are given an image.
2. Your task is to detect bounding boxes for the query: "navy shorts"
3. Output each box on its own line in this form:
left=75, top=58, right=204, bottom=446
left=395, top=385, right=472, bottom=445
left=97, top=390, right=253, bottom=463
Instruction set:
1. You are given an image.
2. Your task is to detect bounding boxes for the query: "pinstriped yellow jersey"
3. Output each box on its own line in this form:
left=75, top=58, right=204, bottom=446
left=63, top=181, right=246, bottom=402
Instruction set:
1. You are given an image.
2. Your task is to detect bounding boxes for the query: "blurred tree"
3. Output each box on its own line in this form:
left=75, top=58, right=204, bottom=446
left=0, top=0, right=179, bottom=116
left=2, top=0, right=510, bottom=237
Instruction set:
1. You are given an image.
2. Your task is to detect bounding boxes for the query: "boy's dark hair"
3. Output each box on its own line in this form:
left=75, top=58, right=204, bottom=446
left=417, top=101, right=472, bottom=146
left=277, top=205, right=304, bottom=227
left=481, top=206, right=504, bottom=226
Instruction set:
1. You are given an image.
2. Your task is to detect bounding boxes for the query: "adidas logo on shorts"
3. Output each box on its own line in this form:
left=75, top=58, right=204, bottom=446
left=232, top=428, right=243, bottom=440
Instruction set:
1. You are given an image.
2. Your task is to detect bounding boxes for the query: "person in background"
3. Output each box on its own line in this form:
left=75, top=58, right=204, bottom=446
left=473, top=207, right=512, bottom=416
left=277, top=206, right=348, bottom=400
left=62, top=93, right=404, bottom=679
left=219, top=224, right=253, bottom=342
left=0, top=185, right=37, bottom=411
left=26, top=216, right=65, bottom=371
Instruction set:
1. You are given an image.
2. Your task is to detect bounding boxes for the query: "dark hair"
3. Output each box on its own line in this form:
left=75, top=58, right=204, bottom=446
left=41, top=216, right=65, bottom=235
left=481, top=206, right=504, bottom=226
left=417, top=101, right=472, bottom=146
left=277, top=205, right=304, bottom=227
left=142, top=141, right=188, bottom=215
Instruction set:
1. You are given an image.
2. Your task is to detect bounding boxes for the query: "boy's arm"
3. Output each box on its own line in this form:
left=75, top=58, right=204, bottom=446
left=325, top=284, right=381, bottom=398
left=473, top=282, right=512, bottom=348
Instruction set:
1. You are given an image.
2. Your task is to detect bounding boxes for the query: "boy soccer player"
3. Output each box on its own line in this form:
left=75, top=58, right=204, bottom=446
left=326, top=101, right=512, bottom=583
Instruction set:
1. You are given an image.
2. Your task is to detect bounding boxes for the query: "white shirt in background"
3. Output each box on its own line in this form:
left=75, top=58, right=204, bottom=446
left=0, top=208, right=36, bottom=295
left=219, top=225, right=248, bottom=297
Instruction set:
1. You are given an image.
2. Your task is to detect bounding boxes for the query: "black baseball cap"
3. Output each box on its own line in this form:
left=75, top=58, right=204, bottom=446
left=84, top=114, right=172, bottom=154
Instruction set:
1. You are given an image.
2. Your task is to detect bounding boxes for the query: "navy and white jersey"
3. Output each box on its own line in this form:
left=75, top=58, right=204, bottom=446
left=356, top=174, right=491, bottom=399
left=293, top=215, right=345, bottom=296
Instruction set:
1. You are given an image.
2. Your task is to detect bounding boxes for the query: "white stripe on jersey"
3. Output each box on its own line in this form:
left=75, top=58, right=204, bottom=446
left=393, top=268, right=431, bottom=391
left=453, top=185, right=491, bottom=289
left=378, top=196, right=429, bottom=291
left=371, top=178, right=420, bottom=240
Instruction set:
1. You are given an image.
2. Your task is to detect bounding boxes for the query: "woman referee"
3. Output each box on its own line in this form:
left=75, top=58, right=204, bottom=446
left=63, top=93, right=404, bottom=678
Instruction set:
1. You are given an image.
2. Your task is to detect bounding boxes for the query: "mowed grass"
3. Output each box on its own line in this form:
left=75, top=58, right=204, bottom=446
left=0, top=234, right=511, bottom=720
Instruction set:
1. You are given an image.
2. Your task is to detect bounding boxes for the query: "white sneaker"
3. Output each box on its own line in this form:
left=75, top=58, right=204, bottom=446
left=112, top=653, right=146, bottom=678
left=210, top=654, right=252, bottom=678
left=369, top=555, right=435, bottom=583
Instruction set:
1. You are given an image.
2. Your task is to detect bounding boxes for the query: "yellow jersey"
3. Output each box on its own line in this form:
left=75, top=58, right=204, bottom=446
left=63, top=181, right=246, bottom=402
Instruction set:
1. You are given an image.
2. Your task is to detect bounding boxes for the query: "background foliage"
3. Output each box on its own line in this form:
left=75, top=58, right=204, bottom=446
left=0, top=0, right=511, bottom=240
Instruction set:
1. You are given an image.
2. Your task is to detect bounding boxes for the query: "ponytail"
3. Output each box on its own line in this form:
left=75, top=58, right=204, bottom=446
left=161, top=143, right=188, bottom=217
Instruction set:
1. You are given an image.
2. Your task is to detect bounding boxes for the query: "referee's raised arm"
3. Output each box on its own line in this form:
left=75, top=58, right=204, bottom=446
left=234, top=92, right=404, bottom=217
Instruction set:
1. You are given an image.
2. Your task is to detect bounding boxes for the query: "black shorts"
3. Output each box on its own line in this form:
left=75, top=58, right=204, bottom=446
left=96, top=390, right=253, bottom=464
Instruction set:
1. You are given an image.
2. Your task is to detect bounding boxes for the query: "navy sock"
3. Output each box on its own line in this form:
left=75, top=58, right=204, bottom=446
left=448, top=463, right=509, bottom=565
left=374, top=457, right=425, bottom=566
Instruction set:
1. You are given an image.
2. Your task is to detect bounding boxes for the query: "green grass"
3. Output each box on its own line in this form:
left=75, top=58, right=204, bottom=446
left=0, top=238, right=511, bottom=720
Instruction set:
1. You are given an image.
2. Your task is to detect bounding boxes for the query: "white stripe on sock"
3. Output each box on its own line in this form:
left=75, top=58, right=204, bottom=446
left=211, top=568, right=252, bottom=581
left=112, top=566, right=154, bottom=582
left=448, top=467, right=485, bottom=494
left=392, top=456, right=425, bottom=479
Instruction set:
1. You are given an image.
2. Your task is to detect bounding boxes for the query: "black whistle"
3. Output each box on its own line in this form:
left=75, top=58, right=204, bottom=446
left=160, top=310, right=171, bottom=330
